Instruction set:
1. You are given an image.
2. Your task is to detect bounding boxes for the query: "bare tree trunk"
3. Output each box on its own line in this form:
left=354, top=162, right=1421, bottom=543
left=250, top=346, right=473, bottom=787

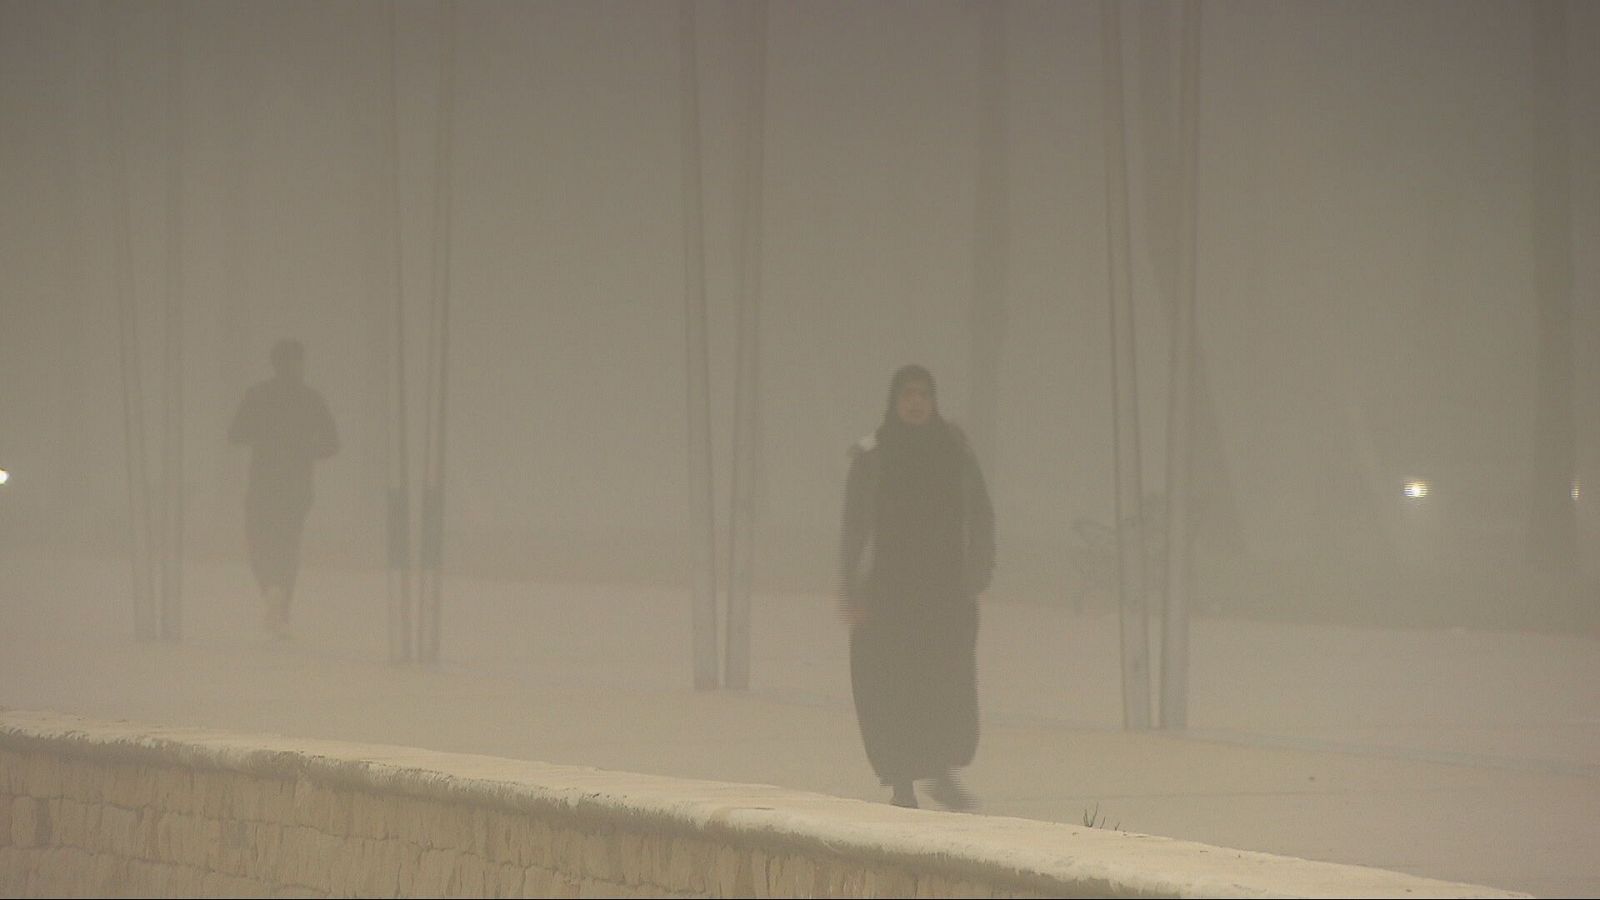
left=159, top=0, right=186, bottom=641
left=679, top=0, right=720, bottom=691
left=1100, top=0, right=1151, bottom=731
left=1158, top=0, right=1201, bottom=730
left=381, top=0, right=416, bottom=665
left=105, top=1, right=158, bottom=642
left=725, top=0, right=769, bottom=692
left=967, top=0, right=1008, bottom=475
left=417, top=0, right=457, bottom=665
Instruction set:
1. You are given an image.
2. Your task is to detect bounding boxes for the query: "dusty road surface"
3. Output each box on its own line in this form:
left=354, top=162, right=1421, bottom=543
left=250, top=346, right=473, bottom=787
left=3, top=553, right=1596, bottom=897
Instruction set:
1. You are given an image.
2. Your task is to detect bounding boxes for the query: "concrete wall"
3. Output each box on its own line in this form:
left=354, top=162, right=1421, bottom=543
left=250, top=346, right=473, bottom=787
left=0, top=709, right=1525, bottom=899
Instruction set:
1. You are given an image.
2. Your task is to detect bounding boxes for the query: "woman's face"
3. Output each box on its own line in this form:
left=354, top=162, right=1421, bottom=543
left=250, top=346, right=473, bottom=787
left=895, top=379, right=934, bottom=426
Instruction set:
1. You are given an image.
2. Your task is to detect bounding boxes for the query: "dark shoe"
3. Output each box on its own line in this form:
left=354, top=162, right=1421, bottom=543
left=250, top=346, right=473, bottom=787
left=926, top=770, right=978, bottom=812
left=890, top=781, right=918, bottom=809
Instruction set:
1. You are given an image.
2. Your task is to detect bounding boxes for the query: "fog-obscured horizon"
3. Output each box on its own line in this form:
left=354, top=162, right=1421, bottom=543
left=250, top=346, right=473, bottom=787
left=3, top=0, right=1598, bottom=634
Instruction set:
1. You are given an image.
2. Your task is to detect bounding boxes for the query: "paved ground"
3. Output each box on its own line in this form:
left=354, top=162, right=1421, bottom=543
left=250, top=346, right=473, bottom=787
left=3, top=553, right=1597, bottom=897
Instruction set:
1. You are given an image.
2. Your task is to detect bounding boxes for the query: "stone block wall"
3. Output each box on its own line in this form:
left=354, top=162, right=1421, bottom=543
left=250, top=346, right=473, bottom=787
left=0, top=709, right=1526, bottom=898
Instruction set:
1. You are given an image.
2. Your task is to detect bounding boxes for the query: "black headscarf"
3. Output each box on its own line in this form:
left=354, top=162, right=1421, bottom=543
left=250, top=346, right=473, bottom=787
left=874, top=365, right=964, bottom=596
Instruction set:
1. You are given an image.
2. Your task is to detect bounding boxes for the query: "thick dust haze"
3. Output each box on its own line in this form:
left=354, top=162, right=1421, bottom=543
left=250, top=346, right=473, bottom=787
left=4, top=0, right=1597, bottom=617
left=1, top=1, right=1597, bottom=896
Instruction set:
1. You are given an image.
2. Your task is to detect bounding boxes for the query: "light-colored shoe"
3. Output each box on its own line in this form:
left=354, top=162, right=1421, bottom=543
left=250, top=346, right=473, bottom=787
left=926, top=770, right=978, bottom=812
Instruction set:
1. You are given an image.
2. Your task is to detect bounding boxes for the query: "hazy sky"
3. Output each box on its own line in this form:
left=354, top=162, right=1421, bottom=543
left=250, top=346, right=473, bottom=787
left=2, top=0, right=1597, bottom=626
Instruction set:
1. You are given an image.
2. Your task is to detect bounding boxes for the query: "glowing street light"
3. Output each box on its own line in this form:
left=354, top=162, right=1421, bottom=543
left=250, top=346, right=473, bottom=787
left=0, top=467, right=9, bottom=486
left=1403, top=479, right=1429, bottom=500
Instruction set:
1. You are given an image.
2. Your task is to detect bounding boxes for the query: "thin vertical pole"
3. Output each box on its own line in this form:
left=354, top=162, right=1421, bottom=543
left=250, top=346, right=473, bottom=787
left=680, top=0, right=719, bottom=691
left=418, top=0, right=456, bottom=664
left=1159, top=0, right=1201, bottom=730
left=160, top=0, right=186, bottom=641
left=106, top=0, right=157, bottom=642
left=383, top=0, right=415, bottom=664
left=725, top=0, right=768, bottom=691
left=1100, top=0, right=1151, bottom=730
left=968, top=0, right=1008, bottom=478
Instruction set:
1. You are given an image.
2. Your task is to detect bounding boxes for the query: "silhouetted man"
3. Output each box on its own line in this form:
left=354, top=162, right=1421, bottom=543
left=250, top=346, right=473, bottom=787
left=228, top=338, right=338, bottom=638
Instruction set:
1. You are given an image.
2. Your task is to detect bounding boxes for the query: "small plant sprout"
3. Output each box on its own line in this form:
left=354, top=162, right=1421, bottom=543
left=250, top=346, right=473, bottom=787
left=1081, top=802, right=1122, bottom=830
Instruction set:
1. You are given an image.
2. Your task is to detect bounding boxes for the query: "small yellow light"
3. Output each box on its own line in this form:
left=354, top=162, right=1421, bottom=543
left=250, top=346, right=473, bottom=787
left=1403, top=480, right=1429, bottom=499
left=0, top=468, right=9, bottom=486
left=1572, top=481, right=1582, bottom=501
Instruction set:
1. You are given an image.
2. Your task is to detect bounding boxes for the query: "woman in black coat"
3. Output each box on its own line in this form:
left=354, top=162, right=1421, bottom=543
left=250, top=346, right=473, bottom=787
left=838, top=364, right=995, bottom=810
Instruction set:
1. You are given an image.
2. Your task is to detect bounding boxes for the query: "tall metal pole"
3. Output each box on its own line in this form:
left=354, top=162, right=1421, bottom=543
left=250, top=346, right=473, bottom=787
left=159, top=0, right=186, bottom=641
left=418, top=0, right=456, bottom=664
left=1159, top=0, right=1202, bottom=730
left=725, top=0, right=769, bottom=691
left=680, top=0, right=720, bottom=691
left=106, top=1, right=157, bottom=642
left=968, top=0, right=1008, bottom=478
left=383, top=0, right=415, bottom=664
left=1132, top=0, right=1241, bottom=610
left=1100, top=0, right=1151, bottom=730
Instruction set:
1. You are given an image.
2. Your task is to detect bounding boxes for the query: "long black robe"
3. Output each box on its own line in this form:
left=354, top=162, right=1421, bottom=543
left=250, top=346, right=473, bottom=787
left=840, top=414, right=993, bottom=785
